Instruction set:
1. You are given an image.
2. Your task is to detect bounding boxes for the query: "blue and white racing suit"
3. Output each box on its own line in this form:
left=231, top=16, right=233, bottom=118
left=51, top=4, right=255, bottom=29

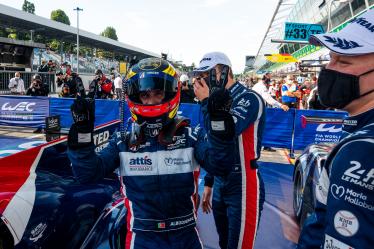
left=205, top=82, right=266, bottom=249
left=68, top=108, right=234, bottom=249
left=297, top=108, right=374, bottom=249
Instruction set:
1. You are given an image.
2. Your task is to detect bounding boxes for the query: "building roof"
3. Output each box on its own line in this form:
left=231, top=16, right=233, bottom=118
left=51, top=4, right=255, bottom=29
left=0, top=3, right=160, bottom=59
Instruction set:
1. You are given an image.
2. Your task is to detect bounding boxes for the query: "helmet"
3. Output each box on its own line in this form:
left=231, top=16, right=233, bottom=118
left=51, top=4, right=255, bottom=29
left=180, top=74, right=189, bottom=83
left=126, top=58, right=180, bottom=128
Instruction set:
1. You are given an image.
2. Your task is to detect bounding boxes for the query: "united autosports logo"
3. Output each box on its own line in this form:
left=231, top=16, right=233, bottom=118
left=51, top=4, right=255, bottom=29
left=129, top=156, right=152, bottom=171
left=1, top=102, right=36, bottom=112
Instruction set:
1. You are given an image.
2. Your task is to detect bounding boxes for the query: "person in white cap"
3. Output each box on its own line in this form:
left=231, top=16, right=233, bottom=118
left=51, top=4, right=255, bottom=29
left=193, top=51, right=266, bottom=249
left=297, top=9, right=374, bottom=249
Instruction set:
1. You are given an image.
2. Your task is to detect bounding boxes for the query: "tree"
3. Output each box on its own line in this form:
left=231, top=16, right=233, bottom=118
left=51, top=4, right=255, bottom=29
left=22, top=0, right=35, bottom=14
left=51, top=9, right=71, bottom=25
left=100, top=27, right=118, bottom=41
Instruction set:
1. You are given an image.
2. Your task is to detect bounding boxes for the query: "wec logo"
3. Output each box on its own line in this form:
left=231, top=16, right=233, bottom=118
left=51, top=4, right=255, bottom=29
left=2, top=102, right=36, bottom=112
left=316, top=124, right=342, bottom=133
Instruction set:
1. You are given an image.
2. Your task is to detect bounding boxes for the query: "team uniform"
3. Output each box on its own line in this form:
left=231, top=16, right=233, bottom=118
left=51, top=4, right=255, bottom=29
left=205, top=81, right=266, bottom=249
left=297, top=108, right=374, bottom=249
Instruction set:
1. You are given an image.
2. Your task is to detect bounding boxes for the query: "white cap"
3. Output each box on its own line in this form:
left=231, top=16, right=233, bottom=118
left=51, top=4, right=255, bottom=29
left=193, top=52, right=232, bottom=72
left=309, top=9, right=374, bottom=55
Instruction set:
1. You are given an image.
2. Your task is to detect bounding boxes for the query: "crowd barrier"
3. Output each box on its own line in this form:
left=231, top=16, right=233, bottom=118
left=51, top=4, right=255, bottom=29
left=0, top=95, right=347, bottom=151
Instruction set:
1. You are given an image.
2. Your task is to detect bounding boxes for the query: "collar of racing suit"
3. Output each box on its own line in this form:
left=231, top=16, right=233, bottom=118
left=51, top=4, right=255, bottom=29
left=341, top=107, right=374, bottom=139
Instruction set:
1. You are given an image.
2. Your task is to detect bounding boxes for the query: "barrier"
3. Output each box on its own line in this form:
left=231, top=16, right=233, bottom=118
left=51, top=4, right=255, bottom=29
left=0, top=95, right=348, bottom=151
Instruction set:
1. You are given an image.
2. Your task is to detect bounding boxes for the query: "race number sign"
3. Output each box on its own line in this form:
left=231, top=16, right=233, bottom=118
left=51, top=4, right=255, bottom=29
left=284, top=22, right=324, bottom=41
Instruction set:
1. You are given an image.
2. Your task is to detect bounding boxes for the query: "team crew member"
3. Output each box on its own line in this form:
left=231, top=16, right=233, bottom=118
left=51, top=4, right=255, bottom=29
left=297, top=9, right=374, bottom=249
left=67, top=58, right=235, bottom=249
left=252, top=73, right=289, bottom=111
left=194, top=52, right=266, bottom=249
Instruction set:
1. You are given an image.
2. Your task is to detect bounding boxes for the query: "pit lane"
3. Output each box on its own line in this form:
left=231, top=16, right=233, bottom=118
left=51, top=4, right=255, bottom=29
left=197, top=148, right=301, bottom=249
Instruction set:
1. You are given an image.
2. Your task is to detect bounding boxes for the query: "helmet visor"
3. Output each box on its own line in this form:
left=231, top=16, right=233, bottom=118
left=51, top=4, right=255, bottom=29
left=127, top=73, right=178, bottom=104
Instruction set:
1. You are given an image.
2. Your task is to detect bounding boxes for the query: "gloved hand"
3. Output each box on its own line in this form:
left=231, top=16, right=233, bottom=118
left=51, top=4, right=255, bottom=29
left=207, top=88, right=235, bottom=141
left=68, top=97, right=95, bottom=149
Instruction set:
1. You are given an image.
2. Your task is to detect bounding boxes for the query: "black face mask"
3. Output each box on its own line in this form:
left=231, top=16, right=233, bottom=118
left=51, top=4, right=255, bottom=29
left=318, top=68, right=374, bottom=109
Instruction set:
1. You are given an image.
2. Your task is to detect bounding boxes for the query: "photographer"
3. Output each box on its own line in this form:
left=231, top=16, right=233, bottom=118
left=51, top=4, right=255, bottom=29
left=88, top=69, right=113, bottom=99
left=180, top=74, right=196, bottom=103
left=26, top=74, right=48, bottom=96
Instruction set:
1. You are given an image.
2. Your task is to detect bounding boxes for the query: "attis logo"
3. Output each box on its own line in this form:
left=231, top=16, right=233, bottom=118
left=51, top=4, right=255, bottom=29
left=129, top=156, right=152, bottom=165
left=2, top=102, right=36, bottom=112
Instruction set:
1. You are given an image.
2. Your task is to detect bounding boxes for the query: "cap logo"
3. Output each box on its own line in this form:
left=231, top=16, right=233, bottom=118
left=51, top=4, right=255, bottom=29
left=350, top=17, right=374, bottom=32
left=323, top=35, right=362, bottom=50
left=200, top=57, right=212, bottom=63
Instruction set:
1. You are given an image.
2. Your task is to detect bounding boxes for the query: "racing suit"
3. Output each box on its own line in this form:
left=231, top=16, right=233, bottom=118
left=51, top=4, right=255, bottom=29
left=204, top=82, right=266, bottom=249
left=297, top=108, right=374, bottom=249
left=68, top=105, right=234, bottom=249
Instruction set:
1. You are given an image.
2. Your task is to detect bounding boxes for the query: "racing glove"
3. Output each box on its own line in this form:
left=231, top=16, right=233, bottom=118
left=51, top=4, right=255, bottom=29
left=207, top=88, right=235, bottom=141
left=68, top=97, right=95, bottom=150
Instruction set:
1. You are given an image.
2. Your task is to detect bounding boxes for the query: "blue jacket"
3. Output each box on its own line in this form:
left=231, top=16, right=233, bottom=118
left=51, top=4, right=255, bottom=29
left=297, top=108, right=374, bottom=249
left=68, top=101, right=234, bottom=232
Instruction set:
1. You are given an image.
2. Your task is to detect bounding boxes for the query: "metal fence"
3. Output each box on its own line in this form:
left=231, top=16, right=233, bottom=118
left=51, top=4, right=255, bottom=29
left=0, top=71, right=56, bottom=95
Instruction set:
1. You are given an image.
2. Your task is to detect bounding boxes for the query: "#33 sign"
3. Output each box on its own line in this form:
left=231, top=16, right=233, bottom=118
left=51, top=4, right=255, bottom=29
left=284, top=22, right=324, bottom=41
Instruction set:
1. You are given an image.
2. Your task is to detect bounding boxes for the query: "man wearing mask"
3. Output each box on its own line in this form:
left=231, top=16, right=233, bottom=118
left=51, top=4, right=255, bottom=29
left=194, top=52, right=265, bottom=249
left=180, top=74, right=196, bottom=103
left=67, top=58, right=235, bottom=249
left=8, top=72, right=25, bottom=95
left=297, top=9, right=374, bottom=249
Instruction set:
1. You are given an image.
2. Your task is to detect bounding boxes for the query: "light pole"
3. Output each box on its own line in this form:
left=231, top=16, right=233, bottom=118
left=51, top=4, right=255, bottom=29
left=327, top=0, right=354, bottom=32
left=74, top=7, right=83, bottom=74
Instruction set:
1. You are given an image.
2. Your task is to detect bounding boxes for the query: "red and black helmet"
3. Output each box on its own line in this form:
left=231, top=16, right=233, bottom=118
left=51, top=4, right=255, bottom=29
left=126, top=58, right=180, bottom=127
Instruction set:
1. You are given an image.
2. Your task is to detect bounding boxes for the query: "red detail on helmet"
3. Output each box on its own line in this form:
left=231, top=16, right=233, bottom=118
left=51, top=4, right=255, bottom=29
left=127, top=84, right=181, bottom=120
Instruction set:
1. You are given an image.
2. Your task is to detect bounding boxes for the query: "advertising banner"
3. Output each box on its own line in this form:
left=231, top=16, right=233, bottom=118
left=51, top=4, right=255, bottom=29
left=293, top=109, right=347, bottom=150
left=262, top=108, right=295, bottom=149
left=284, top=22, right=324, bottom=41
left=0, top=96, right=49, bottom=128
left=50, top=98, right=120, bottom=128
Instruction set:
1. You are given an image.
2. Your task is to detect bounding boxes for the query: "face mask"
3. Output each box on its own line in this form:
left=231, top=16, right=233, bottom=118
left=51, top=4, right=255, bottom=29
left=318, top=68, right=374, bottom=109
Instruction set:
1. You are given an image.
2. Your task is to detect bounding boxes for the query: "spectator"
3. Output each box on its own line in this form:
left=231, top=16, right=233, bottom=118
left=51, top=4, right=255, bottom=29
left=299, top=79, right=313, bottom=109
left=180, top=74, right=196, bottom=103
left=38, top=59, right=49, bottom=73
left=8, top=72, right=25, bottom=95
left=113, top=74, right=122, bottom=100
left=281, top=76, right=300, bottom=108
left=26, top=74, right=47, bottom=96
left=268, top=80, right=278, bottom=99
left=307, top=86, right=328, bottom=110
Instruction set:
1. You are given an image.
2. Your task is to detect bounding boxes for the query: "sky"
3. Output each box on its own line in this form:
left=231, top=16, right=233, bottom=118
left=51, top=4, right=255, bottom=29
left=0, top=0, right=279, bottom=73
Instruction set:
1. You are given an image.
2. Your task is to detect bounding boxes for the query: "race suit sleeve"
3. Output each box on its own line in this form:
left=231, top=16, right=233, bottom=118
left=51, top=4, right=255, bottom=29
left=229, top=91, right=265, bottom=136
left=67, top=133, right=121, bottom=183
left=191, top=99, right=236, bottom=176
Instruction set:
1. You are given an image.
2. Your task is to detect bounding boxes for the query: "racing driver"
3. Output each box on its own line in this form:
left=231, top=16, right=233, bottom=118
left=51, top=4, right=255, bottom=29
left=67, top=58, right=235, bottom=249
left=297, top=9, right=374, bottom=249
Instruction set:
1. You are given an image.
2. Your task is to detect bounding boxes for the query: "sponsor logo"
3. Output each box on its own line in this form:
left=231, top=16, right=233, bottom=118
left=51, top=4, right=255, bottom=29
left=164, top=157, right=191, bottom=167
left=129, top=156, right=152, bottom=171
left=324, top=234, right=354, bottom=249
left=170, top=217, right=194, bottom=227
left=93, top=131, right=110, bottom=146
left=167, top=138, right=187, bottom=149
left=330, top=184, right=373, bottom=211
left=200, top=57, right=211, bottom=63
left=316, top=124, right=342, bottom=133
left=237, top=98, right=250, bottom=107
left=1, top=102, right=36, bottom=112
left=351, top=17, right=374, bottom=33
left=30, top=223, right=47, bottom=242
left=334, top=210, right=359, bottom=237
left=234, top=106, right=248, bottom=113
left=341, top=161, right=374, bottom=191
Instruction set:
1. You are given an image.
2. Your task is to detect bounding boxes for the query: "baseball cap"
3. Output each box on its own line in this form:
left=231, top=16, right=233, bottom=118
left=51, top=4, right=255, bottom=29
left=309, top=9, right=374, bottom=55
left=193, top=52, right=232, bottom=72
